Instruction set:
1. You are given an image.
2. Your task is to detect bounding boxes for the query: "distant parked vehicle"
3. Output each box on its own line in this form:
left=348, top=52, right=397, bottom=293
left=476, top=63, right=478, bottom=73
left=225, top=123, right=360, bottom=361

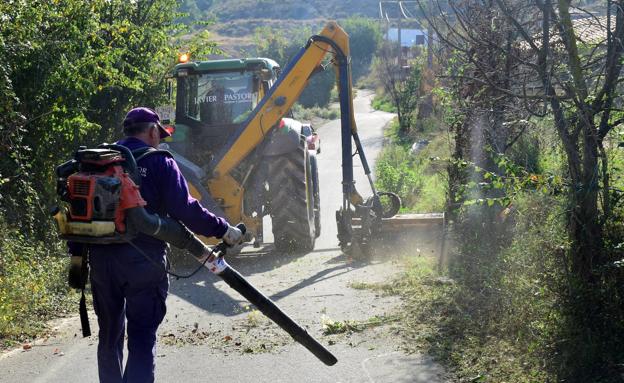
left=301, top=123, right=321, bottom=154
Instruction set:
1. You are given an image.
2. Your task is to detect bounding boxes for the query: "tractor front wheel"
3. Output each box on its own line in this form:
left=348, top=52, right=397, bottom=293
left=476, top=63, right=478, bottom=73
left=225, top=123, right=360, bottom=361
left=267, top=145, right=316, bottom=253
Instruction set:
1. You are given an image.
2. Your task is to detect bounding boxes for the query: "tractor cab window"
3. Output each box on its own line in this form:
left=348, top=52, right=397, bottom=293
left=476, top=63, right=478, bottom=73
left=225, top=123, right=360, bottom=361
left=177, top=71, right=259, bottom=126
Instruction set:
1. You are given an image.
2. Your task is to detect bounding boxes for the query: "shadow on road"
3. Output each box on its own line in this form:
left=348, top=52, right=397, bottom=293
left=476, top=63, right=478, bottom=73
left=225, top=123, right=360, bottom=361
left=166, top=241, right=392, bottom=317
left=167, top=243, right=345, bottom=316
left=268, top=254, right=369, bottom=301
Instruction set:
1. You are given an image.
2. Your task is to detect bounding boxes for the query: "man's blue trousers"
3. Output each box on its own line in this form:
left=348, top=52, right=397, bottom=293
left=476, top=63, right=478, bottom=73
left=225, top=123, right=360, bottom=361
left=89, top=244, right=169, bottom=383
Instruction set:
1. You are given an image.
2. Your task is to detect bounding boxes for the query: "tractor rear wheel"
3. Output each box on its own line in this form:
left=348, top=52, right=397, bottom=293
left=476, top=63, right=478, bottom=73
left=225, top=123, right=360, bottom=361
left=309, top=152, right=321, bottom=238
left=268, top=145, right=316, bottom=253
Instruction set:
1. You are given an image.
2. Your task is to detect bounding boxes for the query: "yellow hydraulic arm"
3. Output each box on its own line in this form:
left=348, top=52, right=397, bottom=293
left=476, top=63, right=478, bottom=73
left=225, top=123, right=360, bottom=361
left=212, top=21, right=356, bottom=177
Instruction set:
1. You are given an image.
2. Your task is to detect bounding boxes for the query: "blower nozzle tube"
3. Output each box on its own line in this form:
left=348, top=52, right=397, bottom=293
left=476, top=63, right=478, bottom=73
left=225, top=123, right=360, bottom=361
left=217, top=265, right=338, bottom=366
left=127, top=215, right=338, bottom=365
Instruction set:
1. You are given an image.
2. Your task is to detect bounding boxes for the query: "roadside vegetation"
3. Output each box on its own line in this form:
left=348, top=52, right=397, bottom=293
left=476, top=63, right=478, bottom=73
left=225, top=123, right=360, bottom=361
left=375, top=119, right=447, bottom=213
left=370, top=95, right=397, bottom=113
left=369, top=1, right=624, bottom=382
left=291, top=103, right=339, bottom=124
left=0, top=221, right=76, bottom=345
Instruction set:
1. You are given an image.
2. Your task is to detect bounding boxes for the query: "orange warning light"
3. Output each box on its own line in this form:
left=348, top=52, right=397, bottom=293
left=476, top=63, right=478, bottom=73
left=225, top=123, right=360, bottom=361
left=178, top=53, right=190, bottom=63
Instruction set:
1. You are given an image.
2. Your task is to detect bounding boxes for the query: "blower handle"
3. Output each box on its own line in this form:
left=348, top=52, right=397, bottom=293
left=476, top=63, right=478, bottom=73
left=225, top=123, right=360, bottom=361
left=213, top=223, right=247, bottom=255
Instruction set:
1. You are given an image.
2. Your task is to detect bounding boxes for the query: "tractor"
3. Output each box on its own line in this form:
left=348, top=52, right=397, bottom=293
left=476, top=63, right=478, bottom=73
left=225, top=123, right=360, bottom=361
left=160, top=22, right=443, bottom=256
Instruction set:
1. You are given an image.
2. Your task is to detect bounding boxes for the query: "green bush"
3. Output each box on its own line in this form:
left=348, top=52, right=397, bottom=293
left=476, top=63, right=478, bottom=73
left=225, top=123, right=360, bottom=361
left=253, top=16, right=380, bottom=108
left=291, top=103, right=339, bottom=121
left=371, top=94, right=397, bottom=113
left=375, top=145, right=420, bottom=206
left=339, top=17, right=382, bottom=81
left=253, top=25, right=336, bottom=108
left=0, top=0, right=213, bottom=343
left=0, top=220, right=75, bottom=344
left=375, top=121, right=447, bottom=213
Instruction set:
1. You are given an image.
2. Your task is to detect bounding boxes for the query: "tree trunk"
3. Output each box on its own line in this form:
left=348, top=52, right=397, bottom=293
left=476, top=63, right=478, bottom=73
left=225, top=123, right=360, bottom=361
left=447, top=119, right=471, bottom=220
left=568, top=125, right=603, bottom=284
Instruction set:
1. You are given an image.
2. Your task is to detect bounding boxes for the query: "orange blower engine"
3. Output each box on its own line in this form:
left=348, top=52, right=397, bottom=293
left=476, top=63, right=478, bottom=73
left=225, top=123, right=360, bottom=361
left=53, top=146, right=146, bottom=242
left=52, top=143, right=206, bottom=254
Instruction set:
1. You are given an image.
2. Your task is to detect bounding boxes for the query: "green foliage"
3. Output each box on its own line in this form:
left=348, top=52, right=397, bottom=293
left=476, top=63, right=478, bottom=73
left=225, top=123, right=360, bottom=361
left=252, top=16, right=380, bottom=107
left=291, top=103, right=339, bottom=121
left=0, top=0, right=205, bottom=231
left=0, top=219, right=76, bottom=344
left=376, top=146, right=420, bottom=205
left=339, top=17, right=382, bottom=81
left=398, top=64, right=422, bottom=133
left=456, top=151, right=565, bottom=210
left=371, top=94, right=397, bottom=113
left=375, top=119, right=447, bottom=213
left=178, top=0, right=215, bottom=24
left=371, top=52, right=424, bottom=136
left=253, top=25, right=335, bottom=108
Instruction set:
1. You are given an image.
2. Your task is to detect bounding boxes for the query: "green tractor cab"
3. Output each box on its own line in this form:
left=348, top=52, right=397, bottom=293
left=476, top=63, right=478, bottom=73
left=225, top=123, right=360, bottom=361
left=169, top=58, right=280, bottom=157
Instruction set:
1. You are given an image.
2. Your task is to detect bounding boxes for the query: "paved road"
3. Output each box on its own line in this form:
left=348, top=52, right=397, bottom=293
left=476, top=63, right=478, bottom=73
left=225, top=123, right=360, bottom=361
left=0, top=90, right=447, bottom=383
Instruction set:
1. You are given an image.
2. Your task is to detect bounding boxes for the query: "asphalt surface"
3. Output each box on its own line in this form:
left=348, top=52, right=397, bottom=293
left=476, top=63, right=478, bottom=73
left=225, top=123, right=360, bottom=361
left=0, top=90, right=448, bottom=383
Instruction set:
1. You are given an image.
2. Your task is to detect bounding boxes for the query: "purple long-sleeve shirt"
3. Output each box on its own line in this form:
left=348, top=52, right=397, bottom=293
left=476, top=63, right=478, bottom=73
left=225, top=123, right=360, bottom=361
left=69, top=137, right=229, bottom=255
left=119, top=137, right=229, bottom=246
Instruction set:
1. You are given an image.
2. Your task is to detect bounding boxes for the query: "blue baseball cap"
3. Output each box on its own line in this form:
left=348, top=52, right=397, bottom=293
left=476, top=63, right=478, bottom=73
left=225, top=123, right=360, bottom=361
left=123, top=107, right=171, bottom=139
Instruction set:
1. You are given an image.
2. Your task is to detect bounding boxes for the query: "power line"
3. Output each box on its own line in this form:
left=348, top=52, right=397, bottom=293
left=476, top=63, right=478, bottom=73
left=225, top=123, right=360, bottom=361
left=399, top=2, right=411, bottom=19
left=401, top=1, right=419, bottom=19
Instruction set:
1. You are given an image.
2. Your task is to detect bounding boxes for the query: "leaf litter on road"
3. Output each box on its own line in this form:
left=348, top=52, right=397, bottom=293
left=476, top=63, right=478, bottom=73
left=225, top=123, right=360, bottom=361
left=158, top=317, right=292, bottom=355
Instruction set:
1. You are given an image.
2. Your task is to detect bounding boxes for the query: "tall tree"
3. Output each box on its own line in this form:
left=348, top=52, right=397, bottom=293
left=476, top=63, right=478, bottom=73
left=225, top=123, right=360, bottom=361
left=426, top=0, right=624, bottom=281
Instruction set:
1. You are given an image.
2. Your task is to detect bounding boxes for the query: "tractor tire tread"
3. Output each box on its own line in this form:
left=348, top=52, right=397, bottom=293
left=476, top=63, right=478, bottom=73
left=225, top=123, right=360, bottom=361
left=267, top=146, right=316, bottom=253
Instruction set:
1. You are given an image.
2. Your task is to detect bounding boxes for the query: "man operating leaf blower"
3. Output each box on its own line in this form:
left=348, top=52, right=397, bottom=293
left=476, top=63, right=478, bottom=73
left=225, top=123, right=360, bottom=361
left=61, top=107, right=243, bottom=383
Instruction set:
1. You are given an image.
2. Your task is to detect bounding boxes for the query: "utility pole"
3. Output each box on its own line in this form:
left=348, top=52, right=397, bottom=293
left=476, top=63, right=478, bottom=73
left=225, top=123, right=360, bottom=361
left=379, top=2, right=391, bottom=42
left=397, top=8, right=402, bottom=68
left=379, top=2, right=385, bottom=39
left=427, top=0, right=433, bottom=68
